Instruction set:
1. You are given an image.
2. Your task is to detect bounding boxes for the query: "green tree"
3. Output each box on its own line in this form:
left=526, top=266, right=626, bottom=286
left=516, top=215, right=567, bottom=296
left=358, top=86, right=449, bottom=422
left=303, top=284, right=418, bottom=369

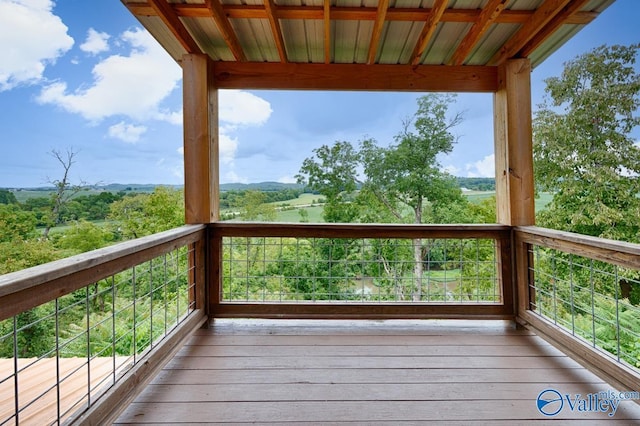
left=0, top=190, right=18, bottom=205
left=237, top=190, right=277, bottom=221
left=0, top=239, right=60, bottom=275
left=297, top=141, right=360, bottom=223
left=532, top=44, right=640, bottom=366
left=109, top=187, right=184, bottom=239
left=534, top=44, right=640, bottom=242
left=53, top=220, right=114, bottom=253
left=0, top=204, right=37, bottom=242
left=298, top=95, right=465, bottom=300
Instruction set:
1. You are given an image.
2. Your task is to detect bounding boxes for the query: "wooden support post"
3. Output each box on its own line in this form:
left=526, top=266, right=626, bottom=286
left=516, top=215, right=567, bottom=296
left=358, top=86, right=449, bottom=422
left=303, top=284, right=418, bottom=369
left=182, top=54, right=219, bottom=224
left=494, top=58, right=535, bottom=227
left=493, top=58, right=535, bottom=319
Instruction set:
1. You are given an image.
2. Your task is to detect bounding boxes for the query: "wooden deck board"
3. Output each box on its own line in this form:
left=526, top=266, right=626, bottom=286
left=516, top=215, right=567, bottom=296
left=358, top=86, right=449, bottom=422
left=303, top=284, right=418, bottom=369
left=115, top=319, right=640, bottom=424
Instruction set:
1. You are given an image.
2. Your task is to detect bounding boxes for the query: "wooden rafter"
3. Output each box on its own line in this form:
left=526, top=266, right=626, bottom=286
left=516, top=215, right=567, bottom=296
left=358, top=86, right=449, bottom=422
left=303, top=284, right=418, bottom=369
left=147, top=0, right=201, bottom=54
left=518, top=0, right=591, bottom=58
left=367, top=0, right=390, bottom=65
left=264, top=0, right=288, bottom=63
left=124, top=2, right=597, bottom=26
left=204, top=0, right=247, bottom=61
left=409, top=0, right=448, bottom=67
left=489, top=0, right=572, bottom=66
left=324, top=0, right=331, bottom=64
left=449, top=0, right=507, bottom=66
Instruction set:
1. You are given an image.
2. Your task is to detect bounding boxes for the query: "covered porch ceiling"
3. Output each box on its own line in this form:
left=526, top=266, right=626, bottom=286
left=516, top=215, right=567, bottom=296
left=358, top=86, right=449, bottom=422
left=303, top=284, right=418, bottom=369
left=122, top=0, right=614, bottom=91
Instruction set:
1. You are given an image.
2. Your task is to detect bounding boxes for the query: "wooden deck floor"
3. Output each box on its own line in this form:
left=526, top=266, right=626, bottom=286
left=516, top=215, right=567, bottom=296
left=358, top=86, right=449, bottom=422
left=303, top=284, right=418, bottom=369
left=115, top=319, right=640, bottom=424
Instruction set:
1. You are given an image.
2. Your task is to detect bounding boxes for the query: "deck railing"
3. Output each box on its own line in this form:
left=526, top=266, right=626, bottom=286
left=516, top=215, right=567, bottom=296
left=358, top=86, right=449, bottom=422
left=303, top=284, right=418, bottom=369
left=2, top=222, right=639, bottom=424
left=209, top=223, right=514, bottom=319
left=0, top=225, right=207, bottom=425
left=515, top=226, right=640, bottom=391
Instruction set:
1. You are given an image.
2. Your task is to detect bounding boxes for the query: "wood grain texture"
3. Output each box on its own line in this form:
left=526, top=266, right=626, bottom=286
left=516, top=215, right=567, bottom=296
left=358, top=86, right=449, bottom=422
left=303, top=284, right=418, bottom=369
left=493, top=59, right=535, bottom=226
left=123, top=2, right=597, bottom=25
left=211, top=62, right=498, bottom=92
left=519, top=311, right=640, bottom=396
left=515, top=226, right=640, bottom=270
left=0, top=225, right=205, bottom=321
left=449, top=0, right=508, bottom=66
left=115, top=319, right=640, bottom=424
left=182, top=54, right=214, bottom=224
left=489, top=0, right=572, bottom=66
left=204, top=0, right=247, bottom=61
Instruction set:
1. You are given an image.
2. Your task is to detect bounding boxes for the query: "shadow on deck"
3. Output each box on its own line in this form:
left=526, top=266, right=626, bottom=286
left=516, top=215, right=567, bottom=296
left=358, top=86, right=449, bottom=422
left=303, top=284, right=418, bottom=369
left=116, top=319, right=640, bottom=424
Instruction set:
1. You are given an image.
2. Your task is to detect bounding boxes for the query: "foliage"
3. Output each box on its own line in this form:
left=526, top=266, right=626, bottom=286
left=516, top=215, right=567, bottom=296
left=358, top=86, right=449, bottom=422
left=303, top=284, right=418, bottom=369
left=52, top=220, right=115, bottom=253
left=0, top=239, right=60, bottom=275
left=109, top=187, right=184, bottom=238
left=0, top=204, right=37, bottom=242
left=455, top=177, right=495, bottom=191
left=297, top=141, right=361, bottom=223
left=534, top=44, right=640, bottom=242
left=0, top=190, right=18, bottom=205
left=236, top=190, right=277, bottom=221
left=220, top=188, right=303, bottom=209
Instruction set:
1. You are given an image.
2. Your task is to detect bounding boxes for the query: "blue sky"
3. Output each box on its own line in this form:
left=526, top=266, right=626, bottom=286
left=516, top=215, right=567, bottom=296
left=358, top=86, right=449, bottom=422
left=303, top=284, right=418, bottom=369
left=0, top=0, right=638, bottom=188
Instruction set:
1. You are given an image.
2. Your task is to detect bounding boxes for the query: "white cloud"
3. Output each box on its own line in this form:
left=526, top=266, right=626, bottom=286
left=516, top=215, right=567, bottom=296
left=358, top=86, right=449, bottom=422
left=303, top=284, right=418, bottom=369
left=156, top=109, right=182, bottom=125
left=224, top=171, right=248, bottom=184
left=108, top=121, right=147, bottom=143
left=176, top=146, right=184, bottom=155
left=80, top=28, right=110, bottom=55
left=465, top=154, right=495, bottom=178
left=277, top=175, right=297, bottom=184
left=219, top=133, right=238, bottom=165
left=171, top=164, right=183, bottom=179
left=219, top=90, right=272, bottom=126
left=442, top=165, right=460, bottom=176
left=0, top=0, right=73, bottom=91
left=37, top=28, right=181, bottom=123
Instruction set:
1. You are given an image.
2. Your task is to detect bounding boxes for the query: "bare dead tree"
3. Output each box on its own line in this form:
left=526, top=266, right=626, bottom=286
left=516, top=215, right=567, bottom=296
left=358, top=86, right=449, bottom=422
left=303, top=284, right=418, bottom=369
left=42, top=148, right=86, bottom=239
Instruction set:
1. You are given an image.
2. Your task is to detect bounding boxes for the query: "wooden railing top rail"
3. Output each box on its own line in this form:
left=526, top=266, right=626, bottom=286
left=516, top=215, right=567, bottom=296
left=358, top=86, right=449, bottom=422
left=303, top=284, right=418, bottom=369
left=515, top=225, right=640, bottom=270
left=211, top=222, right=511, bottom=239
left=0, top=224, right=206, bottom=322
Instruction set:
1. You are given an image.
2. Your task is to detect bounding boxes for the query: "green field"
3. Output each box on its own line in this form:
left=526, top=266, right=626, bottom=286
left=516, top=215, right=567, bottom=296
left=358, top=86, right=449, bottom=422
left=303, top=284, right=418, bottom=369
left=463, top=190, right=552, bottom=213
left=269, top=193, right=323, bottom=207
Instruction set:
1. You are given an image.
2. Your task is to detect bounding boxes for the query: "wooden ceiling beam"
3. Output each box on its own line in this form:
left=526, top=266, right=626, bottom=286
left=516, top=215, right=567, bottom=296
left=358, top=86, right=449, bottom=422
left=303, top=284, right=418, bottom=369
left=518, top=0, right=591, bottom=58
left=324, top=0, right=331, bottom=64
left=146, top=0, right=201, bottom=54
left=449, top=0, right=507, bottom=66
left=125, top=2, right=598, bottom=25
left=264, top=0, right=288, bottom=63
left=367, top=0, right=390, bottom=65
left=489, top=0, right=572, bottom=66
left=409, top=0, right=448, bottom=66
left=204, top=0, right=247, bottom=61
left=211, top=62, right=498, bottom=92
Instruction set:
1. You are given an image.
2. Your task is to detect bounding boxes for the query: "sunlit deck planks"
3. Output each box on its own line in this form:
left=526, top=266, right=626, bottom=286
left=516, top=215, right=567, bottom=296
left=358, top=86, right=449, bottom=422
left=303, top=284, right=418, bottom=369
left=115, top=319, right=640, bottom=424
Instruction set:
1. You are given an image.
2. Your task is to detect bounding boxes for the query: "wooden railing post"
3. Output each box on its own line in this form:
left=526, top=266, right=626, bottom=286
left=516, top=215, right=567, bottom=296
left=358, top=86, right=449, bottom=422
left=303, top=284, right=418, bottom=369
left=208, top=226, right=222, bottom=316
left=189, top=234, right=208, bottom=313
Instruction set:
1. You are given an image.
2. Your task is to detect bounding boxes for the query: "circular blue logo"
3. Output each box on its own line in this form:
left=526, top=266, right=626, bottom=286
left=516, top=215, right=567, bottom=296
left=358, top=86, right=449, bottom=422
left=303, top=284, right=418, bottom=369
left=537, top=389, right=564, bottom=416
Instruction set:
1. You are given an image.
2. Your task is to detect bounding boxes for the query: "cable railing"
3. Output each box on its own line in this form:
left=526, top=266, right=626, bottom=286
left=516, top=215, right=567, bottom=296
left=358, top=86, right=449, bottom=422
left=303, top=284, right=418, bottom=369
left=515, top=226, right=640, bottom=389
left=210, top=223, right=514, bottom=319
left=0, top=225, right=206, bottom=425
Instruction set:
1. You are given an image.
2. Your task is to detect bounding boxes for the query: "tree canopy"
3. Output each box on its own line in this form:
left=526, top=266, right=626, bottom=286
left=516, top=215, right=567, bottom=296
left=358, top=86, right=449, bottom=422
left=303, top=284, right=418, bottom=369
left=533, top=43, right=640, bottom=241
left=297, top=94, right=467, bottom=225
